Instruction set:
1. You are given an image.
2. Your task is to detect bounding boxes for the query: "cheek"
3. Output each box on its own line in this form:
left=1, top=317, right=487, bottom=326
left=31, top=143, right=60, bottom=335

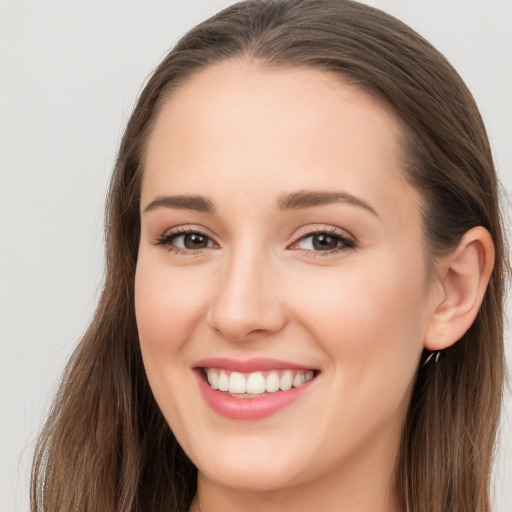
left=291, top=251, right=428, bottom=376
left=134, top=261, right=212, bottom=430
left=134, top=262, right=210, bottom=352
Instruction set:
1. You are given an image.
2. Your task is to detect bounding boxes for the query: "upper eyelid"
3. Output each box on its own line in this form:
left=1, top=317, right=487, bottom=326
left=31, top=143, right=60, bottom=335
left=159, top=227, right=218, bottom=245
left=157, top=223, right=354, bottom=236
left=158, top=224, right=354, bottom=240
left=294, top=225, right=356, bottom=241
left=151, top=225, right=214, bottom=247
left=160, top=224, right=218, bottom=239
left=290, top=229, right=356, bottom=249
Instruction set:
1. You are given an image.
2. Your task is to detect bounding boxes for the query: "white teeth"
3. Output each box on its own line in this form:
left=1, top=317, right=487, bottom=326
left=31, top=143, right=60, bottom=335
left=207, top=369, right=219, bottom=390
left=266, top=371, right=280, bottom=392
left=229, top=372, right=246, bottom=394
left=205, top=368, right=316, bottom=395
left=292, top=373, right=305, bottom=388
left=218, top=371, right=229, bottom=392
left=246, top=372, right=266, bottom=394
left=279, top=371, right=293, bottom=391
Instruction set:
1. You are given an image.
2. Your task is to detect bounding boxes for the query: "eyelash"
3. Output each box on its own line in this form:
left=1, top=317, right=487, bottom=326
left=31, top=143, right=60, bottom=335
left=153, top=226, right=356, bottom=257
left=153, top=227, right=214, bottom=256
left=292, top=227, right=356, bottom=256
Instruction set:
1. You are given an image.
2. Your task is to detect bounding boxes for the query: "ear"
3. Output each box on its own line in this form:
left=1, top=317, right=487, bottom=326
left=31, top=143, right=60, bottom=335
left=424, top=226, right=495, bottom=351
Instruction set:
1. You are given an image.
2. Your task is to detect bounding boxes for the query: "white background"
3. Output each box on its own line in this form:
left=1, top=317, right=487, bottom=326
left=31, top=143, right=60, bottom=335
left=1, top=1, right=511, bottom=511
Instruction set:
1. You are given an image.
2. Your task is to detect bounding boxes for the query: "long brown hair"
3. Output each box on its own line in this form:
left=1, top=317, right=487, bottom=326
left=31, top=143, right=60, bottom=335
left=31, top=1, right=508, bottom=511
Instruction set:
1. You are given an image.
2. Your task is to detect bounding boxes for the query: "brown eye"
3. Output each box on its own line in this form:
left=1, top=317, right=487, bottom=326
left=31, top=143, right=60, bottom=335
left=292, top=230, right=356, bottom=253
left=183, top=233, right=210, bottom=249
left=154, top=230, right=215, bottom=253
left=311, top=233, right=339, bottom=251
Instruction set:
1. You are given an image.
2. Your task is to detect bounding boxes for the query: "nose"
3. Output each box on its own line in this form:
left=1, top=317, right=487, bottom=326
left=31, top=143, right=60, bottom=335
left=207, top=249, right=287, bottom=342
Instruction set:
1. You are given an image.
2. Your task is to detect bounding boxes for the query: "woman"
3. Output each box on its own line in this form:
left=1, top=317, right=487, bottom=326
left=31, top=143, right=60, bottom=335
left=31, top=1, right=508, bottom=511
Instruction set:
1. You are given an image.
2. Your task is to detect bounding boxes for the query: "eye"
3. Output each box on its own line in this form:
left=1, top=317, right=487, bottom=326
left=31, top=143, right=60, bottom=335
left=174, top=232, right=212, bottom=249
left=154, top=228, right=216, bottom=254
left=290, top=228, right=356, bottom=254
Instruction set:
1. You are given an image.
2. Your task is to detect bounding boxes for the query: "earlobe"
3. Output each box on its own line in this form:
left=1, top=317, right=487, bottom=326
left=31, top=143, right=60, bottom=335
left=424, top=226, right=495, bottom=351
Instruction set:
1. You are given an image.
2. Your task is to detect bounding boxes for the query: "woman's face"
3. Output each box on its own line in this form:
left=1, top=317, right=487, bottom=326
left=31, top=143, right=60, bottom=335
left=135, top=60, right=435, bottom=496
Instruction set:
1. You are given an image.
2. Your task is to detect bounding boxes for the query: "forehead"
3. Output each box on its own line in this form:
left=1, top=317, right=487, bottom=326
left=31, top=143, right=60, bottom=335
left=142, top=59, right=421, bottom=225
left=145, top=59, right=401, bottom=166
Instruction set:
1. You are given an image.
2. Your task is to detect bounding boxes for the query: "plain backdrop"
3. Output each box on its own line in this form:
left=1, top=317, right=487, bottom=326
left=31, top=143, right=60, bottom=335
left=1, top=1, right=511, bottom=511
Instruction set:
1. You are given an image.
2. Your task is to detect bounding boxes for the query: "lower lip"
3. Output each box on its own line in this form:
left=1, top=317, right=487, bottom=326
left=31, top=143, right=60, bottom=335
left=195, top=370, right=315, bottom=420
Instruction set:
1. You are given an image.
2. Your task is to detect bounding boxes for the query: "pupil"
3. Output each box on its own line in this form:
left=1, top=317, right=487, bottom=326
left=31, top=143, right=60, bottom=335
left=184, top=233, right=208, bottom=249
left=312, top=234, right=337, bottom=250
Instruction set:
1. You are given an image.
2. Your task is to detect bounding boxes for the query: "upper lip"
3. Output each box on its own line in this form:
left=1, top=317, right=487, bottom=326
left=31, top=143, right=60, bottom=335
left=193, top=357, right=318, bottom=373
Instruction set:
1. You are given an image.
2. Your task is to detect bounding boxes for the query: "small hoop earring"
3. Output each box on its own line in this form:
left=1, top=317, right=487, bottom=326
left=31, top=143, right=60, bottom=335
left=422, top=350, right=441, bottom=367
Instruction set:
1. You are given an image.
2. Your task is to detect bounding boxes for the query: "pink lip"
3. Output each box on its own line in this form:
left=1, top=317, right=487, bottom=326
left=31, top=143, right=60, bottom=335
left=192, top=358, right=318, bottom=421
left=193, top=357, right=315, bottom=373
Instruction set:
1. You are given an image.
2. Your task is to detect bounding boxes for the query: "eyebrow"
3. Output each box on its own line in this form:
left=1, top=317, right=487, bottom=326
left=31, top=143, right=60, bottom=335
left=143, top=190, right=378, bottom=217
left=144, top=195, right=215, bottom=213
left=277, top=190, right=379, bottom=216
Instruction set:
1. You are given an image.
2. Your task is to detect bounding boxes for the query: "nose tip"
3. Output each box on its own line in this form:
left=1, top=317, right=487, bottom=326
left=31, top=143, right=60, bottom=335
left=207, top=258, right=287, bottom=342
left=208, top=303, right=282, bottom=342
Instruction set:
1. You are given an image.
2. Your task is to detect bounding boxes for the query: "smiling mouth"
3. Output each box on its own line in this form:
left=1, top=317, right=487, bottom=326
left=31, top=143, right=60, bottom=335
left=200, top=368, right=318, bottom=398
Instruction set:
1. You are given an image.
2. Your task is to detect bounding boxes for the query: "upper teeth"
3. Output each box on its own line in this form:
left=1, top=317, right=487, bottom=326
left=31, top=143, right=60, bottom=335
left=206, top=369, right=314, bottom=395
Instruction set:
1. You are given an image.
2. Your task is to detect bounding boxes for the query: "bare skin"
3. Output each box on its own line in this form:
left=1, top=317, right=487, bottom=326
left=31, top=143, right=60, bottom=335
left=135, top=59, right=494, bottom=512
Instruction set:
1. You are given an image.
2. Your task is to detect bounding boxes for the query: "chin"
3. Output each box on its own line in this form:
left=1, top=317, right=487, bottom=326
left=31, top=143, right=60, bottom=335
left=199, top=459, right=301, bottom=492
left=189, top=437, right=310, bottom=492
